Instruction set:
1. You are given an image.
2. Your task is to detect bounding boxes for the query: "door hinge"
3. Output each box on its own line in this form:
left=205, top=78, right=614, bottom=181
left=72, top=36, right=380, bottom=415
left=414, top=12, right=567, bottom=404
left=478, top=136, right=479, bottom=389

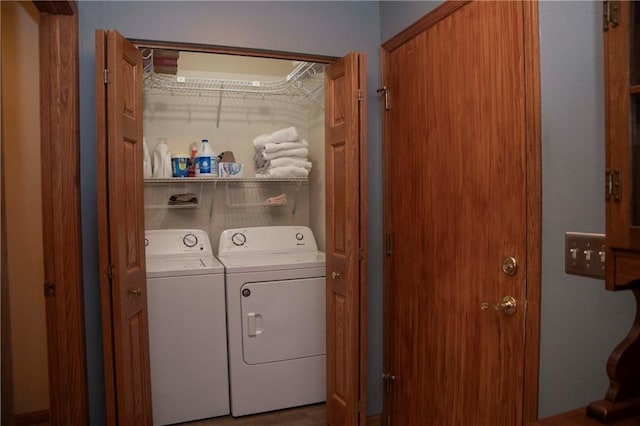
left=605, top=168, right=621, bottom=202
left=107, top=263, right=114, bottom=280
left=44, top=282, right=55, bottom=297
left=377, top=86, right=390, bottom=110
left=603, top=0, right=620, bottom=32
left=385, top=233, right=392, bottom=257
left=357, top=88, right=363, bottom=102
left=104, top=68, right=109, bottom=85
left=359, top=248, right=364, bottom=261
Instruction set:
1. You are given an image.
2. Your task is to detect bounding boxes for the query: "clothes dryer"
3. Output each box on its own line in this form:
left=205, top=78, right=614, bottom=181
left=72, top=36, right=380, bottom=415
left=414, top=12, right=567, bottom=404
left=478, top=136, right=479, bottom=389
left=145, top=229, right=229, bottom=425
left=217, top=226, right=326, bottom=417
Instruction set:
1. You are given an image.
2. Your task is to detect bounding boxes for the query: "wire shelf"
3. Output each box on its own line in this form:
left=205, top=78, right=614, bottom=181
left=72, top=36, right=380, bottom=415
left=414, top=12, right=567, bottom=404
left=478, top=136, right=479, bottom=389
left=143, top=53, right=325, bottom=107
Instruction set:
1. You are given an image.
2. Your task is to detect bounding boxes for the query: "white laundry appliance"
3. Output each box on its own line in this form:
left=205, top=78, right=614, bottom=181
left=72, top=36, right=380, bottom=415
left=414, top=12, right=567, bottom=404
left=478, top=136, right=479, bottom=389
left=217, top=226, right=326, bottom=417
left=145, top=229, right=229, bottom=425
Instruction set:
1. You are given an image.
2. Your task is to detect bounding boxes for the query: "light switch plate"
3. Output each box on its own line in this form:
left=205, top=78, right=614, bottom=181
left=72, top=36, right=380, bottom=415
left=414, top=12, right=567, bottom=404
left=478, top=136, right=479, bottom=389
left=565, top=232, right=606, bottom=279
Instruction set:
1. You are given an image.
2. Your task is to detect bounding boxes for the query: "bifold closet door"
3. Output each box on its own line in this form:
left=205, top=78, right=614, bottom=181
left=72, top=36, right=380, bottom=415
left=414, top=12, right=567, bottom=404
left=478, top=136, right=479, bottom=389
left=96, top=29, right=153, bottom=425
left=325, top=51, right=368, bottom=426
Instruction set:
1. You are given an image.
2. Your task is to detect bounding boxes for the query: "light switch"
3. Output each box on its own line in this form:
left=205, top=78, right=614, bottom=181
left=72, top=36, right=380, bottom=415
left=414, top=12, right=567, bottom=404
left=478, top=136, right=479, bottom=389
left=565, top=232, right=606, bottom=279
left=570, top=248, right=579, bottom=260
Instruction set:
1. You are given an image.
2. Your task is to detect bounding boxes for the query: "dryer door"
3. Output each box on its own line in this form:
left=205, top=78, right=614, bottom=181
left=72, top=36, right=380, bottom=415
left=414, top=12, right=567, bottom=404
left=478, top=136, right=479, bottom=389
left=241, top=277, right=326, bottom=365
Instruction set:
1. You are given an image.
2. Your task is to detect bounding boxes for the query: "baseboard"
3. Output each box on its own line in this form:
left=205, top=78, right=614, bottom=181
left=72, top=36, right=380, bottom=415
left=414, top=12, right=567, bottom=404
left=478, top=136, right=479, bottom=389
left=367, top=413, right=383, bottom=426
left=15, top=410, right=50, bottom=426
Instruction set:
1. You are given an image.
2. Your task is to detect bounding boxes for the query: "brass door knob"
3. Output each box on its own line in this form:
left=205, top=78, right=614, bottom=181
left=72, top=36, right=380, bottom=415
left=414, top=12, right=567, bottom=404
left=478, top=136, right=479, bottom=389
left=331, top=272, right=342, bottom=279
left=129, top=288, right=142, bottom=296
left=481, top=296, right=517, bottom=316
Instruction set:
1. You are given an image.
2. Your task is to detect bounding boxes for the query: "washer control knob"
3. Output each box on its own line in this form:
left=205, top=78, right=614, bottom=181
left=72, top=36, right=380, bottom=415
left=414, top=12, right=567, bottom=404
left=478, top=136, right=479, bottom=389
left=295, top=232, right=304, bottom=241
left=183, top=233, right=198, bottom=248
left=232, top=232, right=247, bottom=247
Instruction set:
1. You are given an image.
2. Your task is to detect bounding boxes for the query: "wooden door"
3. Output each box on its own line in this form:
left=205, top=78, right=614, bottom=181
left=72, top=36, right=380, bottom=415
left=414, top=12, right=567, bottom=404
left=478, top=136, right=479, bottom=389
left=382, top=1, right=540, bottom=425
left=325, top=52, right=368, bottom=426
left=96, top=29, right=152, bottom=425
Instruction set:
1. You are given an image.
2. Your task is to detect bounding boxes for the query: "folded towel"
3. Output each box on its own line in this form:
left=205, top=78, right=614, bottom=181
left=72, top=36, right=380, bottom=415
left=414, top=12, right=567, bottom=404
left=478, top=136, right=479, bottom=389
left=269, top=157, right=312, bottom=170
left=262, top=147, right=309, bottom=161
left=263, top=140, right=309, bottom=153
left=252, top=126, right=299, bottom=149
left=256, top=166, right=309, bottom=178
left=253, top=134, right=271, bottom=149
left=270, top=126, right=299, bottom=143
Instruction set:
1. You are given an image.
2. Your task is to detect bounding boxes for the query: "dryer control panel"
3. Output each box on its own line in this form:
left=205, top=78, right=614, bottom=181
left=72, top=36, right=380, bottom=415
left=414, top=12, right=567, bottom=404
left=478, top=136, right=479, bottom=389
left=218, top=226, right=318, bottom=256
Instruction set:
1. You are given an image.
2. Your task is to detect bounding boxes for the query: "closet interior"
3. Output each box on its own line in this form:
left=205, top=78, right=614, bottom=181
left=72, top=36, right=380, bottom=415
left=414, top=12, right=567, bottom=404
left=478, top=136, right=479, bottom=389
left=142, top=48, right=327, bottom=250
left=140, top=45, right=329, bottom=424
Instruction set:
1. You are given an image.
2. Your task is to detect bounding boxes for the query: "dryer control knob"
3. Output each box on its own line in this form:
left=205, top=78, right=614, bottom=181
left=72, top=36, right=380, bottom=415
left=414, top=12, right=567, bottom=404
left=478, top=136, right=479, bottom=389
left=295, top=232, right=304, bottom=241
left=232, top=232, right=246, bottom=246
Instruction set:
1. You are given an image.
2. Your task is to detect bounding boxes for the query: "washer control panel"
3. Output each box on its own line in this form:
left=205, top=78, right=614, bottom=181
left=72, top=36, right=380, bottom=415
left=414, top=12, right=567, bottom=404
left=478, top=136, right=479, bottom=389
left=218, top=226, right=318, bottom=256
left=145, top=229, right=212, bottom=257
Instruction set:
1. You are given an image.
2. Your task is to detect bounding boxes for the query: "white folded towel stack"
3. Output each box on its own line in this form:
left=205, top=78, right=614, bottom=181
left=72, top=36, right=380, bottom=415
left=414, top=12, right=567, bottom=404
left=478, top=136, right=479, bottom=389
left=253, top=126, right=312, bottom=178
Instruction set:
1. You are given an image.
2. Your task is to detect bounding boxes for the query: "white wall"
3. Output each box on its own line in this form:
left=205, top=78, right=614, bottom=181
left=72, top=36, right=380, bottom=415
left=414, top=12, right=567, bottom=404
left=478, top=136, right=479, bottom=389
left=1, top=0, right=50, bottom=415
left=308, top=101, right=326, bottom=251
left=143, top=52, right=320, bottom=250
left=143, top=52, right=319, bottom=168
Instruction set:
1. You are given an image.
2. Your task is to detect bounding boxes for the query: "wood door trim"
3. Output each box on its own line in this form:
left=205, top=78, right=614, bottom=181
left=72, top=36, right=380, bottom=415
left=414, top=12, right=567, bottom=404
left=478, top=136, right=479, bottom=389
left=523, top=0, right=542, bottom=422
left=37, top=2, right=89, bottom=425
left=358, top=54, right=369, bottom=426
left=380, top=1, right=542, bottom=424
left=129, top=39, right=339, bottom=64
left=34, top=1, right=76, bottom=15
left=380, top=45, right=392, bottom=426
left=15, top=410, right=50, bottom=426
left=381, top=0, right=471, bottom=51
left=1, top=40, right=15, bottom=424
left=95, top=30, right=118, bottom=426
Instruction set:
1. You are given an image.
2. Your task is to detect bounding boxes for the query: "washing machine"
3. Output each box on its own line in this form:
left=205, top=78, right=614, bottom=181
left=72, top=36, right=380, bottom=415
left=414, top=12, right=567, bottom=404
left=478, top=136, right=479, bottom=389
left=217, top=226, right=326, bottom=417
left=145, top=229, right=229, bottom=425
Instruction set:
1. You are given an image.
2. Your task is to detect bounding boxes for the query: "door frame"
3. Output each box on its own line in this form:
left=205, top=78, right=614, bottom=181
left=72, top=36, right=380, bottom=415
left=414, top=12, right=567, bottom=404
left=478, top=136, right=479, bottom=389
left=32, top=1, right=89, bottom=425
left=97, top=38, right=369, bottom=424
left=380, top=0, right=541, bottom=423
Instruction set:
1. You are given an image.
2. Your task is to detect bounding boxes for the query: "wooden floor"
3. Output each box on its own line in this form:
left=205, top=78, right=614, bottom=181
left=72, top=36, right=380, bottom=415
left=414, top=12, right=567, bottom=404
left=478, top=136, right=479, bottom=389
left=17, top=404, right=325, bottom=426
left=178, top=403, right=326, bottom=426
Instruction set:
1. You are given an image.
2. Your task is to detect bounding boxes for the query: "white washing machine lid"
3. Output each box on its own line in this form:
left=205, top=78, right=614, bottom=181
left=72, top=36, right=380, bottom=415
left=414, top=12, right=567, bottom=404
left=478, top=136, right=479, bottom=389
left=216, top=252, right=325, bottom=274
left=145, top=228, right=224, bottom=277
left=146, top=256, right=224, bottom=278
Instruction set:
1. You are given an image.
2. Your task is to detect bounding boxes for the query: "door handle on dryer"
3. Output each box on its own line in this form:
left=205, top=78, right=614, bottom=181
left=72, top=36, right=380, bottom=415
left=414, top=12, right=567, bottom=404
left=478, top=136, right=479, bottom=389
left=247, top=313, right=263, bottom=337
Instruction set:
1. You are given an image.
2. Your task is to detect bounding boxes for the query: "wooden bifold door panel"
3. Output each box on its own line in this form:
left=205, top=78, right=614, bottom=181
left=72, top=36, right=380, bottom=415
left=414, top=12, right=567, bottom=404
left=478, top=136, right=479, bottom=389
left=325, top=52, right=368, bottom=426
left=96, top=29, right=152, bottom=425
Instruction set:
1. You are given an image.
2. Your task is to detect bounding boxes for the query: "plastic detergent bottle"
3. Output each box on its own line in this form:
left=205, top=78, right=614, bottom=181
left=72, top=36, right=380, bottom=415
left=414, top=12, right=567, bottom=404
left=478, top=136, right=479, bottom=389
left=196, top=139, right=217, bottom=176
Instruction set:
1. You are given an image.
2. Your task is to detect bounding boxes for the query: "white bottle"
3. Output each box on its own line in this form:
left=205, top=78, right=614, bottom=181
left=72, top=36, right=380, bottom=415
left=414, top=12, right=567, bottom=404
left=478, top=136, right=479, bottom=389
left=152, top=138, right=172, bottom=178
left=142, top=137, right=152, bottom=178
left=196, top=139, right=216, bottom=176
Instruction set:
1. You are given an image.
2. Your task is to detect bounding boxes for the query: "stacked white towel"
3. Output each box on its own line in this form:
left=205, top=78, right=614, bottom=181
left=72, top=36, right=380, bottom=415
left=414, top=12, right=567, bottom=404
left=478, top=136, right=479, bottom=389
left=253, top=126, right=312, bottom=178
